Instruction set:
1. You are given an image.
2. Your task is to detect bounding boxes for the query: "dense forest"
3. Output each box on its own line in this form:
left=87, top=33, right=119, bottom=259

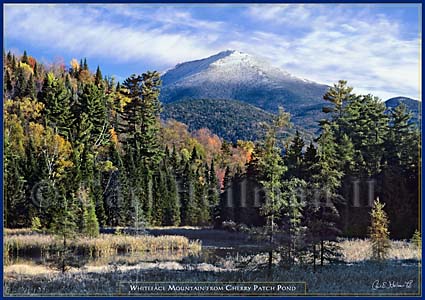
left=4, top=50, right=420, bottom=250
left=162, top=98, right=314, bottom=143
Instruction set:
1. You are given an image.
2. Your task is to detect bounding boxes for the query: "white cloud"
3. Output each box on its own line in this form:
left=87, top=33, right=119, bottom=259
left=4, top=4, right=420, bottom=100
left=241, top=4, right=420, bottom=100
left=4, top=4, right=221, bottom=66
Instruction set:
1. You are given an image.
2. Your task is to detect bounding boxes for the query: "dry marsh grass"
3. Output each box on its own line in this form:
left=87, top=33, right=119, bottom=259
left=4, top=232, right=201, bottom=259
left=340, top=239, right=421, bottom=262
left=3, top=230, right=421, bottom=296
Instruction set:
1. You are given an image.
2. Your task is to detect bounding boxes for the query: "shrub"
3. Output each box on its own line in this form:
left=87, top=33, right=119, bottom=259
left=31, top=217, right=42, bottom=233
left=411, top=230, right=421, bottom=248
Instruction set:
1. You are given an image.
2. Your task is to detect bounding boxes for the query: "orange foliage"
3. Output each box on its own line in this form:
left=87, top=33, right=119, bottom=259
left=193, top=128, right=222, bottom=163
left=28, top=56, right=36, bottom=69
left=78, top=69, right=93, bottom=84
left=160, top=119, right=192, bottom=151
left=109, top=128, right=119, bottom=147
left=216, top=168, right=226, bottom=190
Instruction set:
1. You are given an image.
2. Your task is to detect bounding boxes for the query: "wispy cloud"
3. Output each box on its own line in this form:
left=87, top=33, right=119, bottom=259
left=4, top=4, right=420, bottom=99
left=4, top=4, right=221, bottom=66
left=242, top=4, right=420, bottom=99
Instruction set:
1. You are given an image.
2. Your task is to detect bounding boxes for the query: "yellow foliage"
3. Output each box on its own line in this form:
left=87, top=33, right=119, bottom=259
left=109, top=128, right=119, bottom=147
left=28, top=123, right=74, bottom=179
left=114, top=90, right=132, bottom=111
left=5, top=98, right=45, bottom=121
left=19, top=62, right=33, bottom=76
left=4, top=114, right=25, bottom=156
left=47, top=72, right=56, bottom=83
left=96, top=160, right=118, bottom=172
left=70, top=58, right=80, bottom=71
left=28, top=123, right=45, bottom=149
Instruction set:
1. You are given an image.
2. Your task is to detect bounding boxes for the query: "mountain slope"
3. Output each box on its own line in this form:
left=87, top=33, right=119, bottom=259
left=160, top=50, right=329, bottom=133
left=161, top=99, right=314, bottom=143
left=385, top=97, right=421, bottom=126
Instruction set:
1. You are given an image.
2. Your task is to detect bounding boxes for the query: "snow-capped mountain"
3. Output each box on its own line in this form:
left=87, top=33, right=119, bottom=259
left=160, top=50, right=329, bottom=133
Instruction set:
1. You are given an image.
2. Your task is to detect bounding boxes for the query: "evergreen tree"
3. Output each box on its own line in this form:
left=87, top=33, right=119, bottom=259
left=119, top=72, right=163, bottom=167
left=257, top=108, right=290, bottom=272
left=82, top=198, right=100, bottom=237
left=21, top=50, right=29, bottom=64
left=25, top=73, right=36, bottom=99
left=207, top=160, right=220, bottom=214
left=11, top=55, right=17, bottom=73
left=163, top=165, right=181, bottom=226
left=306, top=124, right=344, bottom=268
left=152, top=169, right=166, bottom=226
left=4, top=69, right=13, bottom=96
left=95, top=65, right=103, bottom=86
left=279, top=178, right=307, bottom=266
left=195, top=167, right=210, bottom=225
left=180, top=162, right=197, bottom=225
left=83, top=58, right=88, bottom=71
left=285, top=130, right=304, bottom=179
left=340, top=94, right=388, bottom=176
left=49, top=189, right=78, bottom=273
left=218, top=166, right=234, bottom=225
left=379, top=103, right=419, bottom=238
left=369, top=198, right=390, bottom=260
left=322, top=79, right=356, bottom=121
left=34, top=61, right=38, bottom=78
left=302, top=142, right=317, bottom=180
left=39, top=73, right=74, bottom=137
left=14, top=67, right=27, bottom=98
left=77, top=83, right=107, bottom=141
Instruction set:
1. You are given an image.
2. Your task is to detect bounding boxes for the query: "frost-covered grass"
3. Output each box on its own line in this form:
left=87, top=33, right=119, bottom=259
left=3, top=233, right=421, bottom=296
left=4, top=260, right=420, bottom=296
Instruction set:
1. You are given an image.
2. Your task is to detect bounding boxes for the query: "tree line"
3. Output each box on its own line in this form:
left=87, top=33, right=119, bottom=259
left=4, top=51, right=420, bottom=248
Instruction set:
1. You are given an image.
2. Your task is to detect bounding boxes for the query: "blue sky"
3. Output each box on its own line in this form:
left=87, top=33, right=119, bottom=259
left=4, top=4, right=421, bottom=100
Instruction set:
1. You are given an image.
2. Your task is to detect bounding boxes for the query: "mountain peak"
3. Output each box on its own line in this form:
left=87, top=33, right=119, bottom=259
left=162, top=49, right=294, bottom=86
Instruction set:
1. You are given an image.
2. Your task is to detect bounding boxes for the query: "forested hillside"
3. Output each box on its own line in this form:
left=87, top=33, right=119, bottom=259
left=4, top=51, right=420, bottom=244
left=162, top=98, right=314, bottom=143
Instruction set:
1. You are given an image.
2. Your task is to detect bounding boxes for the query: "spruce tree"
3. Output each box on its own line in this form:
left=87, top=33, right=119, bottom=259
left=83, top=198, right=100, bottom=237
left=14, top=67, right=27, bottom=98
left=180, top=162, right=197, bottom=225
left=25, top=73, right=36, bottom=99
left=257, top=108, right=290, bottom=272
left=195, top=167, right=209, bottom=225
left=4, top=70, right=13, bottom=97
left=380, top=103, right=419, bottom=238
left=218, top=166, right=234, bottom=225
left=33, top=61, right=38, bottom=78
left=285, top=130, right=304, bottom=179
left=369, top=198, right=390, bottom=261
left=95, top=65, right=103, bottom=86
left=39, top=73, right=74, bottom=137
left=306, top=124, right=344, bottom=267
left=21, top=50, right=29, bottom=64
left=83, top=58, right=88, bottom=71
left=49, top=189, right=78, bottom=273
left=207, top=160, right=220, bottom=215
left=163, top=165, right=181, bottom=226
left=152, top=169, right=166, bottom=226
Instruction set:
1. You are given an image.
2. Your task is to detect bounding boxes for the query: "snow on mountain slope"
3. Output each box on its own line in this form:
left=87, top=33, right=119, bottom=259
left=162, top=50, right=310, bottom=87
left=160, top=50, right=330, bottom=133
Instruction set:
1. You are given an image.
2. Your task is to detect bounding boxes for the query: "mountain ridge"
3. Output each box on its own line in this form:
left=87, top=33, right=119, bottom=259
left=160, top=50, right=330, bottom=133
